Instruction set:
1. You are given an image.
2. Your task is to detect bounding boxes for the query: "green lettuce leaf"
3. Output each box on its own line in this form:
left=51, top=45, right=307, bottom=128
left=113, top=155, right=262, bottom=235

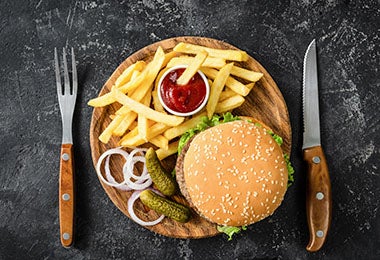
left=217, top=225, right=247, bottom=241
left=262, top=127, right=294, bottom=187
left=267, top=129, right=283, bottom=147
left=284, top=153, right=295, bottom=187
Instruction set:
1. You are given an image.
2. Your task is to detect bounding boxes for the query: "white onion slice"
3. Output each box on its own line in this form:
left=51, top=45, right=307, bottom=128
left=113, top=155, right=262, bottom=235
left=124, top=173, right=153, bottom=190
left=97, top=147, right=153, bottom=191
left=123, top=156, right=150, bottom=182
left=127, top=190, right=165, bottom=226
left=127, top=147, right=147, bottom=163
left=105, top=156, right=131, bottom=191
left=96, top=147, right=130, bottom=188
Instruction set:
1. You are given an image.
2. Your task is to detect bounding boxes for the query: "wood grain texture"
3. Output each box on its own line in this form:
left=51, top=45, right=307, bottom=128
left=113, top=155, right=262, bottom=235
left=89, top=37, right=291, bottom=239
left=304, top=145, right=332, bottom=252
left=59, top=143, right=75, bottom=247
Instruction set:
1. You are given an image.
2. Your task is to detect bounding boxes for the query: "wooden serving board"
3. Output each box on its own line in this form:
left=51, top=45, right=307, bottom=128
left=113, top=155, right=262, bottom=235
left=89, top=36, right=291, bottom=239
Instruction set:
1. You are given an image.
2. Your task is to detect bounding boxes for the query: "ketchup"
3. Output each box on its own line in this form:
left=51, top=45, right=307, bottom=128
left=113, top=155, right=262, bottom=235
left=160, top=68, right=207, bottom=114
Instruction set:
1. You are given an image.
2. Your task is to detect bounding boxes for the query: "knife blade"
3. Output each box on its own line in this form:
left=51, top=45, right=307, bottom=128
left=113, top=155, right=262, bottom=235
left=303, top=39, right=332, bottom=252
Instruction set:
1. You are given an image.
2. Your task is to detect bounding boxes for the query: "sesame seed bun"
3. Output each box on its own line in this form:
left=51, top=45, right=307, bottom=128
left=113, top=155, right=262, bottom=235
left=175, top=119, right=288, bottom=227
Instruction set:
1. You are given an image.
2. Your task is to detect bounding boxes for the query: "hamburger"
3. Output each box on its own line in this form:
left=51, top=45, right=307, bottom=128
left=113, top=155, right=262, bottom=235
left=175, top=113, right=293, bottom=237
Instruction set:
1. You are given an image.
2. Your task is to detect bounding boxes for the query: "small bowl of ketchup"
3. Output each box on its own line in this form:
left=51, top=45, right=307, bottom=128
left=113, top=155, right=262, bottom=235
left=158, top=65, right=210, bottom=117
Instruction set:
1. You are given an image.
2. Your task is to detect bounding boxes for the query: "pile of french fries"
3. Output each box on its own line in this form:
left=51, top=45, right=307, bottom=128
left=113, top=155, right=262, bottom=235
left=88, top=42, right=263, bottom=160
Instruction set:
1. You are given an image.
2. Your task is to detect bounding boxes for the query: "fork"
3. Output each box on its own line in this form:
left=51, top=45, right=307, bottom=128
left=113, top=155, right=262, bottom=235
left=54, top=47, right=77, bottom=248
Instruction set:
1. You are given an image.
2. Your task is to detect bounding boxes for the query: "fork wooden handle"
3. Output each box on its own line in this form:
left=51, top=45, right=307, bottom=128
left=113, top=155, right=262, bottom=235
left=59, top=143, right=75, bottom=247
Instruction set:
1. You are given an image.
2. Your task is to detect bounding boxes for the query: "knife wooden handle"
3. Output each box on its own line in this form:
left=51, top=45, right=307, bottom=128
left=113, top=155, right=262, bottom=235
left=59, top=143, right=75, bottom=247
left=303, top=146, right=332, bottom=252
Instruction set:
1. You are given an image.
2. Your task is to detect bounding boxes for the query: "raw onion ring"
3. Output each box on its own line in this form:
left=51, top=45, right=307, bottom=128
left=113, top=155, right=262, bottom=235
left=123, top=155, right=150, bottom=182
left=97, top=147, right=152, bottom=190
left=127, top=189, right=165, bottom=226
left=105, top=155, right=131, bottom=191
left=96, top=147, right=130, bottom=188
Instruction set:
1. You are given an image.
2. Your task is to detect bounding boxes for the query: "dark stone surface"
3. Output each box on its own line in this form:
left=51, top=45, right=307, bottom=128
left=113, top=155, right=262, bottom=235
left=1, top=0, right=379, bottom=259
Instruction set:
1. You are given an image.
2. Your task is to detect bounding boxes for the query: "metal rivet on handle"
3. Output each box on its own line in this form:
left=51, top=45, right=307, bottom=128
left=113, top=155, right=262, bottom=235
left=62, top=233, right=70, bottom=240
left=316, top=192, right=324, bottom=200
left=62, top=153, right=70, bottom=161
left=62, top=193, right=70, bottom=201
left=312, top=156, right=321, bottom=164
left=316, top=230, right=324, bottom=238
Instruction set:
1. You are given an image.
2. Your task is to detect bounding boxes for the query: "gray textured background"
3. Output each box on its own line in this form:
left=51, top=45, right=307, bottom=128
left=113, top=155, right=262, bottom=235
left=1, top=0, right=379, bottom=259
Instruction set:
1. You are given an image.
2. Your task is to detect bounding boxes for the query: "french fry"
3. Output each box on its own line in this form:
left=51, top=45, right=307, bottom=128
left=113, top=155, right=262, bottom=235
left=99, top=115, right=125, bottom=143
left=130, top=70, right=141, bottom=81
left=146, top=123, right=171, bottom=140
left=152, top=90, right=166, bottom=113
left=149, top=135, right=169, bottom=150
left=115, top=61, right=145, bottom=87
left=224, top=76, right=251, bottom=96
left=246, top=82, right=255, bottom=90
left=174, top=42, right=248, bottom=62
left=167, top=56, right=226, bottom=69
left=163, top=112, right=206, bottom=140
left=111, top=87, right=184, bottom=126
left=154, top=67, right=170, bottom=90
left=122, top=46, right=165, bottom=94
left=119, top=70, right=148, bottom=94
left=88, top=70, right=147, bottom=107
left=219, top=89, right=237, bottom=102
left=118, top=127, right=139, bottom=147
left=202, top=57, right=226, bottom=68
left=208, top=79, right=213, bottom=86
left=230, top=66, right=263, bottom=82
left=138, top=115, right=149, bottom=141
left=162, top=51, right=179, bottom=68
left=137, top=90, right=152, bottom=141
left=116, top=88, right=152, bottom=137
left=142, top=85, right=152, bottom=106
left=119, top=122, right=170, bottom=147
left=201, top=67, right=250, bottom=96
left=115, top=104, right=132, bottom=115
left=206, top=63, right=234, bottom=118
left=88, top=93, right=114, bottom=107
left=176, top=51, right=208, bottom=85
left=156, top=141, right=179, bottom=160
left=215, top=95, right=245, bottom=114
left=112, top=112, right=138, bottom=136
left=114, top=48, right=165, bottom=115
left=119, top=69, right=148, bottom=93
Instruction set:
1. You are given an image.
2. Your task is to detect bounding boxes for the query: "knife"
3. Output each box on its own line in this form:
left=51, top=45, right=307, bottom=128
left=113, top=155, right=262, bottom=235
left=303, top=39, right=332, bottom=252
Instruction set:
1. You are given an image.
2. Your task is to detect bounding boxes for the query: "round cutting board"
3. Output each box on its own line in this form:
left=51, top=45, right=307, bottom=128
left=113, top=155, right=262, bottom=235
left=89, top=36, right=291, bottom=239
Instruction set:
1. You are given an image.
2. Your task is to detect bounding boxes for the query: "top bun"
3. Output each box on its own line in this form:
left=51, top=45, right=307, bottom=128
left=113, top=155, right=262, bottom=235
left=181, top=120, right=288, bottom=226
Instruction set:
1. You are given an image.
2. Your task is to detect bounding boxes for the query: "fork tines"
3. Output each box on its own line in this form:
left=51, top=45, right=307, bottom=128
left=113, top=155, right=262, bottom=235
left=54, top=47, right=77, bottom=96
